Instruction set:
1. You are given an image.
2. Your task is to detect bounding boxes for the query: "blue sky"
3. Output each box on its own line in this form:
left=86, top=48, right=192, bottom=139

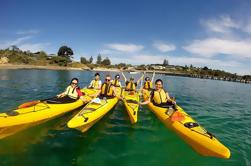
left=0, top=0, right=251, bottom=75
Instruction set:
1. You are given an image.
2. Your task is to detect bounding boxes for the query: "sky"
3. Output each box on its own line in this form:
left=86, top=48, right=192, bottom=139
left=0, top=0, right=251, bottom=75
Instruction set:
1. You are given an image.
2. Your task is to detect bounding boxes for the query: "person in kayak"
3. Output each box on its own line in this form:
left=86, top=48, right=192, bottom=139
left=91, top=74, right=121, bottom=99
left=56, top=78, right=88, bottom=103
left=142, top=72, right=155, bottom=95
left=88, top=73, right=102, bottom=89
left=143, top=76, right=153, bottom=90
left=121, top=72, right=144, bottom=92
left=140, top=79, right=177, bottom=110
left=111, top=74, right=122, bottom=87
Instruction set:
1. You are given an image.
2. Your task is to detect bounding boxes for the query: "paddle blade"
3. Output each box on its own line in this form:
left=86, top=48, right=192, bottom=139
left=171, top=111, right=185, bottom=122
left=18, top=100, right=40, bottom=109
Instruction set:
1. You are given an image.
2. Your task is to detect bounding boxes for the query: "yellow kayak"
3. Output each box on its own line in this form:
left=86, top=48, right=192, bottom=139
left=122, top=90, right=140, bottom=124
left=0, top=88, right=97, bottom=139
left=67, top=88, right=121, bottom=132
left=143, top=91, right=231, bottom=159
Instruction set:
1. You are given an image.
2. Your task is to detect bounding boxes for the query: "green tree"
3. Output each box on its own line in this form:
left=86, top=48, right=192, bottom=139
left=80, top=57, right=89, bottom=64
left=183, top=65, right=188, bottom=70
left=96, top=54, right=102, bottom=64
left=36, top=51, right=48, bottom=60
left=116, top=63, right=126, bottom=69
left=50, top=56, right=68, bottom=66
left=163, top=59, right=169, bottom=66
left=57, top=46, right=74, bottom=60
left=9, top=45, right=21, bottom=52
left=101, top=57, right=111, bottom=66
left=203, top=66, right=209, bottom=70
left=89, top=56, right=93, bottom=64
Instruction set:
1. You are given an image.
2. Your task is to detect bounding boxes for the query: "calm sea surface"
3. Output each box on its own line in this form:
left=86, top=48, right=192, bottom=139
left=0, top=69, right=250, bottom=166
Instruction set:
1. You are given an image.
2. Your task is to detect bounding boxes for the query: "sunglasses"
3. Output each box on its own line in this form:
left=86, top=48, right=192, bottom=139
left=71, top=82, right=78, bottom=85
left=105, top=79, right=111, bottom=81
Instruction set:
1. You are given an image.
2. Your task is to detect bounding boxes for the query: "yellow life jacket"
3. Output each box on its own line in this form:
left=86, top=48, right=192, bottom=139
left=111, top=79, right=121, bottom=87
left=100, top=82, right=114, bottom=97
left=143, top=81, right=153, bottom=90
left=126, top=82, right=136, bottom=91
left=64, top=85, right=78, bottom=99
left=90, top=80, right=100, bottom=89
left=152, top=89, right=168, bottom=105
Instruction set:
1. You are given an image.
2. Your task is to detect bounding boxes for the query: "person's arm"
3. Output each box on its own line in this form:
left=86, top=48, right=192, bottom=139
left=57, top=86, right=69, bottom=97
left=139, top=97, right=151, bottom=105
left=136, top=74, right=144, bottom=85
left=121, top=72, right=127, bottom=82
left=166, top=91, right=171, bottom=100
left=151, top=72, right=155, bottom=82
left=88, top=80, right=93, bottom=88
left=97, top=80, right=102, bottom=89
left=112, top=86, right=122, bottom=99
left=89, top=89, right=101, bottom=98
left=139, top=89, right=153, bottom=105
left=166, top=92, right=177, bottom=105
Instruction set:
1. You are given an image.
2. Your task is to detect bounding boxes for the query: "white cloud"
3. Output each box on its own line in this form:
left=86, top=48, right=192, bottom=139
left=105, top=43, right=144, bottom=53
left=18, top=43, right=50, bottom=52
left=183, top=38, right=251, bottom=58
left=99, top=49, right=122, bottom=55
left=109, top=53, right=242, bottom=71
left=0, top=34, right=49, bottom=52
left=244, top=22, right=251, bottom=34
left=201, top=15, right=240, bottom=33
left=0, top=36, right=33, bottom=49
left=16, top=29, right=39, bottom=35
left=184, top=15, right=251, bottom=60
left=153, top=41, right=176, bottom=52
left=167, top=56, right=241, bottom=68
left=109, top=54, right=166, bottom=65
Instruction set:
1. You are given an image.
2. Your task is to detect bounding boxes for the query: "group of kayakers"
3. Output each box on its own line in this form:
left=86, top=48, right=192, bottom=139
left=56, top=72, right=177, bottom=110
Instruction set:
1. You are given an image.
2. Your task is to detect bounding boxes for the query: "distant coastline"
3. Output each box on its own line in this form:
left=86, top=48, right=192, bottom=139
left=1, top=63, right=250, bottom=84
left=1, top=47, right=250, bottom=84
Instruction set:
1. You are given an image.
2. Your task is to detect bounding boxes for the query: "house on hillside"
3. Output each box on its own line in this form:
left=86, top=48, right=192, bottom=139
left=149, top=64, right=177, bottom=70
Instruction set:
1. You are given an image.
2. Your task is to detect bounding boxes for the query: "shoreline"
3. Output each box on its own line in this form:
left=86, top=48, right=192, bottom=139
left=0, top=64, right=250, bottom=84
left=0, top=64, right=84, bottom=71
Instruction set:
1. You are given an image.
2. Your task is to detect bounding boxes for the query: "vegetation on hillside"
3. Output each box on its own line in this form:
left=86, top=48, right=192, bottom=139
left=0, top=45, right=250, bottom=82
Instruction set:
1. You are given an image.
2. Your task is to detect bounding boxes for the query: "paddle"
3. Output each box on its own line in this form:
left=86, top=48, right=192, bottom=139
left=17, top=97, right=56, bottom=109
left=18, top=100, right=40, bottom=109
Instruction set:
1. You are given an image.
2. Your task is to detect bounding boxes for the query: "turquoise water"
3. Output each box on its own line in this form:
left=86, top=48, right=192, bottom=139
left=0, top=69, right=250, bottom=166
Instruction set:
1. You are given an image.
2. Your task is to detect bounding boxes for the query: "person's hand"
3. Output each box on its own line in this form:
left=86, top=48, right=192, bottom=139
left=138, top=101, right=144, bottom=105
